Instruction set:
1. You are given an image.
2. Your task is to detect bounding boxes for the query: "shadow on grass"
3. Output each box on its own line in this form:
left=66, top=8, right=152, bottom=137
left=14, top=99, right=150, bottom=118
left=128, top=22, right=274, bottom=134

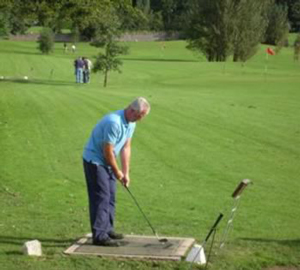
left=239, top=237, right=300, bottom=247
left=0, top=235, right=75, bottom=248
left=0, top=78, right=75, bottom=86
left=121, top=57, right=199, bottom=63
left=5, top=251, right=23, bottom=256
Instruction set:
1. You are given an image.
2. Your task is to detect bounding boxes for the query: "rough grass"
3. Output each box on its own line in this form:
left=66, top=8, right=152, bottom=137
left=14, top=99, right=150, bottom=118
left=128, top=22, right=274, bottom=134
left=0, top=39, right=299, bottom=270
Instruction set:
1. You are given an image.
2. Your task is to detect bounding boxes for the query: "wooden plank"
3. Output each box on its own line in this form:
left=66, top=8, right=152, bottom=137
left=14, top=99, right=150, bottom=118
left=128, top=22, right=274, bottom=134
left=64, top=236, right=89, bottom=254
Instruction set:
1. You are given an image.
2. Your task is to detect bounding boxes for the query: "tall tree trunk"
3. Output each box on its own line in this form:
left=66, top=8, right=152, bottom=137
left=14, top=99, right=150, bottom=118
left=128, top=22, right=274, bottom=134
left=233, top=53, right=239, bottom=62
left=104, top=69, right=108, bottom=87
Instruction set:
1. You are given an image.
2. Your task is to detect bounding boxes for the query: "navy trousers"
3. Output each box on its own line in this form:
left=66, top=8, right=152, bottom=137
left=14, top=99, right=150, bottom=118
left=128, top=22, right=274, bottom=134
left=83, top=159, right=116, bottom=241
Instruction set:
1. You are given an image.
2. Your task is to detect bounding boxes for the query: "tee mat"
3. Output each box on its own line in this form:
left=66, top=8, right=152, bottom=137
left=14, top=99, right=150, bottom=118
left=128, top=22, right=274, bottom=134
left=64, top=234, right=195, bottom=261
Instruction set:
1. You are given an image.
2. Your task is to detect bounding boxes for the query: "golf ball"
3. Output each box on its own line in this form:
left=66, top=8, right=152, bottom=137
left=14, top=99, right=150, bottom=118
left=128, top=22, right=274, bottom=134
left=24, top=76, right=28, bottom=80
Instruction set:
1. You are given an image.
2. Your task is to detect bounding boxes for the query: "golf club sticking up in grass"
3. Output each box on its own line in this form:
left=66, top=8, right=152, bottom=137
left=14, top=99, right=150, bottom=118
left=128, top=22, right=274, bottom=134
left=125, top=186, right=168, bottom=244
left=189, top=213, right=224, bottom=270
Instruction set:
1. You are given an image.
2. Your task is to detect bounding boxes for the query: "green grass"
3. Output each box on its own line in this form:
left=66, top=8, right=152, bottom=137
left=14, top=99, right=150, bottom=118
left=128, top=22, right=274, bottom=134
left=0, top=39, right=300, bottom=270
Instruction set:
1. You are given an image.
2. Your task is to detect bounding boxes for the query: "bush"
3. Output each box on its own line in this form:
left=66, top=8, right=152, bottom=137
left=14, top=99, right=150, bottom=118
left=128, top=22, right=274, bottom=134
left=37, top=27, right=54, bottom=54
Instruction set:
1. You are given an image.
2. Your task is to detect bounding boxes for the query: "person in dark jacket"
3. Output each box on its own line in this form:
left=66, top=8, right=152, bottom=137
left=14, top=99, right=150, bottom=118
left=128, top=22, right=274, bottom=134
left=74, top=57, right=84, bottom=83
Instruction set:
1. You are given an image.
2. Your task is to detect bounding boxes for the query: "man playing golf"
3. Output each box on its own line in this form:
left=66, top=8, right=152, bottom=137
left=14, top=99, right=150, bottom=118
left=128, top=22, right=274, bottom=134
left=83, top=97, right=150, bottom=247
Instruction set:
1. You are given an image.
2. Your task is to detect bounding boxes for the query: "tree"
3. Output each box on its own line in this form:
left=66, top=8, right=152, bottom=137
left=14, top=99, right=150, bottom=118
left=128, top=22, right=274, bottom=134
left=11, top=0, right=71, bottom=34
left=276, top=0, right=300, bottom=32
left=264, top=3, right=289, bottom=50
left=0, top=5, right=11, bottom=38
left=90, top=7, right=128, bottom=87
left=148, top=10, right=164, bottom=31
left=0, top=0, right=32, bottom=35
left=135, top=0, right=150, bottom=14
left=185, top=0, right=274, bottom=63
left=66, top=0, right=138, bottom=40
left=37, top=27, right=54, bottom=54
left=151, top=0, right=187, bottom=31
left=113, top=0, right=149, bottom=31
left=291, top=0, right=300, bottom=31
left=294, top=34, right=300, bottom=61
left=185, top=0, right=235, bottom=62
left=93, top=43, right=128, bottom=87
left=232, top=0, right=271, bottom=62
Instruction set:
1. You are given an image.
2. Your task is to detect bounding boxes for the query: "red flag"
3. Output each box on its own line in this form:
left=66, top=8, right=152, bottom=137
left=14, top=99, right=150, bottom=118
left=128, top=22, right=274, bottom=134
left=266, top=47, right=275, bottom=56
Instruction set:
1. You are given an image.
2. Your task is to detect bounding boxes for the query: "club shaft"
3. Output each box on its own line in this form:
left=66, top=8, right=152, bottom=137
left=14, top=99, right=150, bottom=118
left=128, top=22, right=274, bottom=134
left=205, top=213, right=223, bottom=242
left=125, top=187, right=157, bottom=236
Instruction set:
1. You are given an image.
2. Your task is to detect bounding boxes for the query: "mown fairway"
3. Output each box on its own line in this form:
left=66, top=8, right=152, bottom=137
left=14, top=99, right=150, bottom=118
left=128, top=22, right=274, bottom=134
left=0, top=39, right=299, bottom=270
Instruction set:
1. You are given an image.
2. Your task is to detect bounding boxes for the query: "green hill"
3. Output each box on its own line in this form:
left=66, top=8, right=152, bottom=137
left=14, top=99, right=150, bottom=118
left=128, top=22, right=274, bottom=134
left=0, top=39, right=299, bottom=270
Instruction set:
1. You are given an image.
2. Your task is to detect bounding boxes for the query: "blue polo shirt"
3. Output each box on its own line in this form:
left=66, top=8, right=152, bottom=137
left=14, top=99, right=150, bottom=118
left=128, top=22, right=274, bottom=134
left=83, top=110, right=136, bottom=166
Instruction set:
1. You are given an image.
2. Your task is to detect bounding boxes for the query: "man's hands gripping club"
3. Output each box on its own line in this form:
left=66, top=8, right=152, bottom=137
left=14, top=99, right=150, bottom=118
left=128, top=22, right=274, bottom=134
left=103, top=142, right=131, bottom=187
left=114, top=170, right=130, bottom=187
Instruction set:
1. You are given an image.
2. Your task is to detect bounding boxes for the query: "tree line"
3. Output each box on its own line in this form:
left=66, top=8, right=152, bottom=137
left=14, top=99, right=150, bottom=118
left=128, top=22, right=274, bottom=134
left=1, top=0, right=300, bottom=86
left=0, top=0, right=299, bottom=37
left=186, top=0, right=291, bottom=62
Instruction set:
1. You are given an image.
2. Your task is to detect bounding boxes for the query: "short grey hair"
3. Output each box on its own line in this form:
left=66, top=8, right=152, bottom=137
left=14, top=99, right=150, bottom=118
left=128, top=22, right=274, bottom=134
left=129, top=97, right=151, bottom=115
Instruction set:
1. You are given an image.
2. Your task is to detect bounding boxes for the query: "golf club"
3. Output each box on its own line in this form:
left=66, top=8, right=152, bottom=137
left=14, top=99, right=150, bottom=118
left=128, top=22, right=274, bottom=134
left=189, top=213, right=223, bottom=269
left=125, top=186, right=168, bottom=244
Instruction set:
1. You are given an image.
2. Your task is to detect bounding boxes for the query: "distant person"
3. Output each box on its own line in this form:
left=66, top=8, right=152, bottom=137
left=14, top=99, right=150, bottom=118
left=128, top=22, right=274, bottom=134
left=82, top=97, right=151, bottom=247
left=74, top=57, right=84, bottom=83
left=83, top=57, right=92, bottom=83
left=71, top=44, right=76, bottom=53
left=63, top=42, right=68, bottom=53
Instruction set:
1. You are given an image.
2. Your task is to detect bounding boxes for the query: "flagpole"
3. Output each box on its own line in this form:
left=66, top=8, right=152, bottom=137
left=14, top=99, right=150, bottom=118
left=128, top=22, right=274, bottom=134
left=265, top=47, right=275, bottom=81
